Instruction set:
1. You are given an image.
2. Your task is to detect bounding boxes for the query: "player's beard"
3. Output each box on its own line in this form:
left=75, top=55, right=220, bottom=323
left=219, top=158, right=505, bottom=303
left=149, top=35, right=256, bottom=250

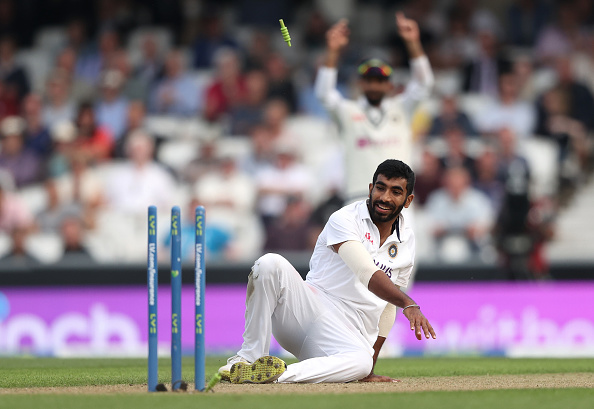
left=367, top=195, right=405, bottom=224
left=364, top=91, right=384, bottom=106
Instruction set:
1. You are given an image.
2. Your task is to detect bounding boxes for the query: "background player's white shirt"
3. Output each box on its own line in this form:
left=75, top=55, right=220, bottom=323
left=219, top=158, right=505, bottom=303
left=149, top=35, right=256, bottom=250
left=315, top=57, right=434, bottom=201
left=306, top=200, right=415, bottom=346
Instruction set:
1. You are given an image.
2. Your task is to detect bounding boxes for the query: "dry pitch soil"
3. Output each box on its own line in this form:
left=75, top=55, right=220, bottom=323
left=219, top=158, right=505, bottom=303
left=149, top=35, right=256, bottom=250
left=1, top=373, right=592, bottom=395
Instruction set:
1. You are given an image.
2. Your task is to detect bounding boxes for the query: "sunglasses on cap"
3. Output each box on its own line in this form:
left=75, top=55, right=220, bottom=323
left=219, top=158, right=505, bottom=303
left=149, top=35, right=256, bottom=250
left=358, top=59, right=393, bottom=78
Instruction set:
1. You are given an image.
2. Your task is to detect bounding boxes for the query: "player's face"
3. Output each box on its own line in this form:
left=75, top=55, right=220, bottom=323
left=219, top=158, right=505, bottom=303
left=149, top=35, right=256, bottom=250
left=360, top=77, right=391, bottom=106
left=368, top=175, right=414, bottom=224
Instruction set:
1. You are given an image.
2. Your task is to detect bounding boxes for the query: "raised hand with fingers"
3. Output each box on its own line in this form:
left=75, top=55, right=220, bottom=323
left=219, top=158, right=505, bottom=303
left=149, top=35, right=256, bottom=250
left=395, top=12, right=420, bottom=44
left=326, top=19, right=350, bottom=52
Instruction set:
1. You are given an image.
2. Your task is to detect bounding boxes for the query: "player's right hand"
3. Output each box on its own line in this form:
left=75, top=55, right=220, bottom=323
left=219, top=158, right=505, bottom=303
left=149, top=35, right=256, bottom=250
left=326, top=19, right=350, bottom=51
left=403, top=307, right=436, bottom=340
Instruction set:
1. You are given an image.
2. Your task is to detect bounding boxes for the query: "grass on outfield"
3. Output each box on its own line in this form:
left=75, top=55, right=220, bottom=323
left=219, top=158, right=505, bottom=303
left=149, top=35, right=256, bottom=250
left=1, top=389, right=594, bottom=409
left=0, top=357, right=593, bottom=409
left=1, top=356, right=593, bottom=388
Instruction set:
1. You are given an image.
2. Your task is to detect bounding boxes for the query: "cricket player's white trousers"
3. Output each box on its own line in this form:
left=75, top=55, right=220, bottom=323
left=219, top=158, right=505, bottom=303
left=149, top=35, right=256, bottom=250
left=237, top=253, right=374, bottom=383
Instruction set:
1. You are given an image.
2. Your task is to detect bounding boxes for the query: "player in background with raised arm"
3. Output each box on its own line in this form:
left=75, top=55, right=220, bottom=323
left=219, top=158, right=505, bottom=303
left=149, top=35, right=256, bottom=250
left=316, top=12, right=434, bottom=202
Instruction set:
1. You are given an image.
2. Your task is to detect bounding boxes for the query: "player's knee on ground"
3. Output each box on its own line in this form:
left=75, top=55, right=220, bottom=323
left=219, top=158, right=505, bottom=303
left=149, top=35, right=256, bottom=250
left=252, top=253, right=286, bottom=281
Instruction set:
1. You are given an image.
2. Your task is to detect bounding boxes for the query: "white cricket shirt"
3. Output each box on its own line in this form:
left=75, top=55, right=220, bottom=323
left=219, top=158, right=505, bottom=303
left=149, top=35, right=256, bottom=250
left=306, top=200, right=415, bottom=346
left=315, top=56, right=434, bottom=201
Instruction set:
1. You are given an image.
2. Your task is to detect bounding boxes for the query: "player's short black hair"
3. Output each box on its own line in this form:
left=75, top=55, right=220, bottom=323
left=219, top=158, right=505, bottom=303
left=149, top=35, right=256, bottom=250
left=372, top=159, right=415, bottom=196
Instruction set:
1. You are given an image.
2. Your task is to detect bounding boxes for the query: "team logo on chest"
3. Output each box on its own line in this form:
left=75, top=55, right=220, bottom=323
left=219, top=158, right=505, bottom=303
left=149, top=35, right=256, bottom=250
left=388, top=244, right=398, bottom=258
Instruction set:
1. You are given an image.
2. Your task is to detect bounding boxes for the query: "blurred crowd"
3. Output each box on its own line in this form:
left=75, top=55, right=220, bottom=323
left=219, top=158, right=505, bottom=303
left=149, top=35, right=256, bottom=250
left=0, top=0, right=593, bottom=279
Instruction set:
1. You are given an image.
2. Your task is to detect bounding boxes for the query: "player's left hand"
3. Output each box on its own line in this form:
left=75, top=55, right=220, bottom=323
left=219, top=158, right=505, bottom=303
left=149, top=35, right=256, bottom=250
left=359, top=373, right=400, bottom=382
left=395, top=12, right=420, bottom=43
left=403, top=307, right=436, bottom=340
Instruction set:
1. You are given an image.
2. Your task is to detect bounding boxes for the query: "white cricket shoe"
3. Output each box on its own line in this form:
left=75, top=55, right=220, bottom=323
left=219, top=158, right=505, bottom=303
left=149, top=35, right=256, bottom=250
left=219, top=355, right=250, bottom=381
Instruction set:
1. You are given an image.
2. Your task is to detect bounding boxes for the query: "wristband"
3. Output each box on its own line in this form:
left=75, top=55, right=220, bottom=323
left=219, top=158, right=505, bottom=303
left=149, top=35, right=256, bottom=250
left=402, top=304, right=420, bottom=312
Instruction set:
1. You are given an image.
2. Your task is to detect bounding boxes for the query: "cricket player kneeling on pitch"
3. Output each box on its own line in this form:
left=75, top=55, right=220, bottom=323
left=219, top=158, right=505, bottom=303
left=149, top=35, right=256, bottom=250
left=220, top=159, right=436, bottom=384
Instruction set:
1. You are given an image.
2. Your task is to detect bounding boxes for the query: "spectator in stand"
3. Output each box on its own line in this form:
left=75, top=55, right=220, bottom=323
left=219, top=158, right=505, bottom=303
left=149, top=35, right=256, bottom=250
left=72, top=102, right=114, bottom=162
left=265, top=53, right=298, bottom=113
left=42, top=69, right=76, bottom=129
left=52, top=153, right=105, bottom=230
left=58, top=213, right=94, bottom=262
left=535, top=1, right=590, bottom=64
left=115, top=100, right=150, bottom=158
left=475, top=70, right=536, bottom=138
left=182, top=139, right=220, bottom=185
left=0, top=116, right=42, bottom=187
left=55, top=46, right=77, bottom=74
left=96, top=69, right=129, bottom=141
left=512, top=55, right=539, bottom=102
left=506, top=0, right=551, bottom=47
left=425, top=166, right=493, bottom=260
left=462, top=29, right=509, bottom=97
left=161, top=198, right=221, bottom=261
left=575, top=0, right=594, bottom=26
left=240, top=124, right=276, bottom=177
left=192, top=11, right=238, bottom=69
left=0, top=0, right=28, bottom=47
left=0, top=225, right=38, bottom=265
left=36, top=179, right=80, bottom=233
left=255, top=143, right=312, bottom=226
left=473, top=146, right=505, bottom=212
left=22, top=94, right=52, bottom=160
left=229, top=70, right=269, bottom=135
left=535, top=84, right=588, bottom=180
left=0, top=170, right=33, bottom=233
left=244, top=30, right=272, bottom=71
left=495, top=128, right=532, bottom=198
left=303, top=10, right=329, bottom=50
left=492, top=128, right=534, bottom=280
left=0, top=36, right=30, bottom=103
left=204, top=48, right=246, bottom=122
left=439, top=126, right=476, bottom=178
left=413, top=149, right=442, bottom=206
left=193, top=155, right=262, bottom=261
left=453, top=0, right=502, bottom=36
left=107, top=50, right=144, bottom=102
left=431, top=7, right=479, bottom=69
left=55, top=46, right=94, bottom=103
left=132, top=33, right=165, bottom=97
left=65, top=18, right=94, bottom=66
left=307, top=187, right=344, bottom=250
left=264, top=195, right=312, bottom=252
left=47, top=120, right=77, bottom=178
left=551, top=56, right=594, bottom=131
left=263, top=98, right=295, bottom=144
left=150, top=49, right=201, bottom=116
left=75, top=28, right=121, bottom=88
left=194, top=155, right=257, bottom=220
left=525, top=197, right=556, bottom=279
left=427, top=95, right=478, bottom=138
left=0, top=80, right=17, bottom=119
left=104, top=130, right=175, bottom=215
